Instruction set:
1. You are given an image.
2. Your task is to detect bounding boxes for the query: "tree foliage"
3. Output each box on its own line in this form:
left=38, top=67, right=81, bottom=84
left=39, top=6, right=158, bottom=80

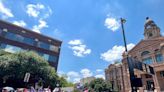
left=58, top=76, right=74, bottom=87
left=85, top=78, right=112, bottom=92
left=0, top=50, right=58, bottom=88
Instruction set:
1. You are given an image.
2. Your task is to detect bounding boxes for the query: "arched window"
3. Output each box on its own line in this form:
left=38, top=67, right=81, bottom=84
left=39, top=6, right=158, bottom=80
left=141, top=51, right=150, bottom=56
left=155, top=49, right=163, bottom=63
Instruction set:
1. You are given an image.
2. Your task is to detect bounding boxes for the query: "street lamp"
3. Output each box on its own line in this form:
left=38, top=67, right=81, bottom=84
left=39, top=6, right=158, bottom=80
left=120, top=18, right=136, bottom=92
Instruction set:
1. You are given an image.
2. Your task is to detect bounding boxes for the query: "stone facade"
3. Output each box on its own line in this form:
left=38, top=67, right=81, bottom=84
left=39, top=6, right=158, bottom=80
left=80, top=77, right=95, bottom=85
left=105, top=63, right=125, bottom=92
left=105, top=18, right=164, bottom=92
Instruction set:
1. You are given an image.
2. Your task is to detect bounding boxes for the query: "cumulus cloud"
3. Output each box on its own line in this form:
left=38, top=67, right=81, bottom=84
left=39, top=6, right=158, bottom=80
left=66, top=71, right=81, bottom=83
left=32, top=19, right=48, bottom=33
left=57, top=71, right=65, bottom=77
left=0, top=1, right=14, bottom=18
left=67, top=71, right=80, bottom=78
left=104, top=17, right=120, bottom=32
left=26, top=3, right=45, bottom=18
left=68, top=40, right=91, bottom=57
left=80, top=68, right=93, bottom=78
left=26, top=3, right=52, bottom=18
left=43, top=6, right=52, bottom=19
left=73, top=78, right=81, bottom=83
left=96, top=69, right=103, bottom=73
left=13, top=20, right=26, bottom=27
left=26, top=3, right=52, bottom=33
left=95, top=74, right=105, bottom=79
left=66, top=69, right=105, bottom=83
left=68, top=40, right=82, bottom=45
left=52, top=29, right=64, bottom=39
left=101, top=43, right=135, bottom=63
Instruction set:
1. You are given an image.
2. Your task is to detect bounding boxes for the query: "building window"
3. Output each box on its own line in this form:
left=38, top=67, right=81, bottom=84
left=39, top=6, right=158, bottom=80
left=37, top=52, right=57, bottom=62
left=142, top=57, right=153, bottom=64
left=50, top=45, right=59, bottom=52
left=38, top=41, right=50, bottom=50
left=49, top=55, right=57, bottom=62
left=38, top=52, right=49, bottom=61
left=160, top=71, right=164, bottom=77
left=4, top=31, right=35, bottom=46
left=0, top=43, right=22, bottom=53
left=155, top=54, right=163, bottom=63
left=23, top=37, right=35, bottom=46
left=0, top=28, right=3, bottom=34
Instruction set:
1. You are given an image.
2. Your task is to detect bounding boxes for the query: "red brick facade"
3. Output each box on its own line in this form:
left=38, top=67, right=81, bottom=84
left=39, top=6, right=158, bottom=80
left=105, top=18, right=164, bottom=92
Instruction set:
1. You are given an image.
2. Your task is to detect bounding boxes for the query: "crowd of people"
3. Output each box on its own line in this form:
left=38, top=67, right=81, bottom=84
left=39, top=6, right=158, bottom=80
left=1, top=86, right=62, bottom=92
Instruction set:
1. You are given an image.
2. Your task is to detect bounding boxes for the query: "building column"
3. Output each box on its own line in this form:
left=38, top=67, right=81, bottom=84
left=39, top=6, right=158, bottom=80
left=151, top=54, right=160, bottom=91
left=153, top=72, right=160, bottom=92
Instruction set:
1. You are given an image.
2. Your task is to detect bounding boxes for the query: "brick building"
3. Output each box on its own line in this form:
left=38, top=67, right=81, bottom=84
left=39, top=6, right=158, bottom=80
left=105, top=63, right=124, bottom=92
left=105, top=18, right=164, bottom=92
left=0, top=20, right=62, bottom=70
left=80, top=77, right=95, bottom=85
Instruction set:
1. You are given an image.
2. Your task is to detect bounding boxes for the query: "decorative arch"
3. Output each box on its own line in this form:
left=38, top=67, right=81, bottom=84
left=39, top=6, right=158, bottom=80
left=141, top=51, right=150, bottom=56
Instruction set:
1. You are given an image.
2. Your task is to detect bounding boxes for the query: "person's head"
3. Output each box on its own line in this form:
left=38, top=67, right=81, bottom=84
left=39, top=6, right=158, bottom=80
left=2, top=89, right=8, bottom=92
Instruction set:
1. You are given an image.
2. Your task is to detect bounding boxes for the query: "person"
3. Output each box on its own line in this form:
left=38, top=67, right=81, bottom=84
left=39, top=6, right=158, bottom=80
left=44, top=87, right=51, bottom=92
left=38, top=87, right=43, bottom=92
left=2, top=89, right=8, bottom=92
left=30, top=86, right=36, bottom=92
left=53, top=87, right=61, bottom=92
left=53, top=88, right=59, bottom=92
left=84, top=88, right=88, bottom=92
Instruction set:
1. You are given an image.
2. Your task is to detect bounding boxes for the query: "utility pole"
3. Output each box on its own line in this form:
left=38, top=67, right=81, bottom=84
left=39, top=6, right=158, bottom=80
left=120, top=18, right=136, bottom=92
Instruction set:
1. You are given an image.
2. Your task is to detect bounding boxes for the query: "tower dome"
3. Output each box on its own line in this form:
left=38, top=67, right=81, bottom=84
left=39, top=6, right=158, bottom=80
left=144, top=17, right=161, bottom=39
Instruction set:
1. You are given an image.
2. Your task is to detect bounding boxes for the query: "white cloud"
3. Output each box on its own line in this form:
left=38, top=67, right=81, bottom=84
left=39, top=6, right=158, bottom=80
left=101, top=43, right=135, bottom=63
left=26, top=3, right=45, bottom=18
left=80, top=68, right=93, bottom=78
left=66, top=71, right=81, bottom=83
left=26, top=3, right=52, bottom=19
left=57, top=71, right=65, bottom=77
left=96, top=69, right=103, bottom=73
left=67, top=71, right=80, bottom=78
left=13, top=20, right=26, bottom=27
left=68, top=40, right=91, bottom=57
left=26, top=3, right=52, bottom=33
left=104, top=17, right=120, bottom=32
left=95, top=74, right=105, bottom=79
left=65, top=69, right=105, bottom=83
left=32, top=19, right=48, bottom=33
left=43, top=6, right=52, bottom=19
left=53, top=29, right=64, bottom=39
left=73, top=78, right=81, bottom=83
left=68, top=40, right=82, bottom=45
left=0, top=1, right=14, bottom=18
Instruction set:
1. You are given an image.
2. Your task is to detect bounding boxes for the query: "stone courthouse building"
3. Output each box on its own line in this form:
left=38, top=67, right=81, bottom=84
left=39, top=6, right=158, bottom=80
left=105, top=18, right=164, bottom=92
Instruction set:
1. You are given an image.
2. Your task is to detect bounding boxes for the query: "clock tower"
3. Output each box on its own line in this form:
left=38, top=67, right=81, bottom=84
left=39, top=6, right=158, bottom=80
left=144, top=17, right=161, bottom=39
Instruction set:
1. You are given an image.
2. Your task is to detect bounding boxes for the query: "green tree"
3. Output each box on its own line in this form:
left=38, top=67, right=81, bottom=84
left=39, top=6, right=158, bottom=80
left=0, top=50, right=58, bottom=88
left=86, top=78, right=112, bottom=92
left=58, top=76, right=74, bottom=87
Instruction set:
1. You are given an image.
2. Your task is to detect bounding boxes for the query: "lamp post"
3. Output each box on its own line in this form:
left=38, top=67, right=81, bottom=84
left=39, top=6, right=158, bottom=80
left=120, top=18, right=136, bottom=92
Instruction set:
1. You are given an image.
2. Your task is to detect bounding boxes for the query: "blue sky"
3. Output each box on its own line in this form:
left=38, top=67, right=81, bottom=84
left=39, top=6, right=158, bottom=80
left=0, top=0, right=164, bottom=83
